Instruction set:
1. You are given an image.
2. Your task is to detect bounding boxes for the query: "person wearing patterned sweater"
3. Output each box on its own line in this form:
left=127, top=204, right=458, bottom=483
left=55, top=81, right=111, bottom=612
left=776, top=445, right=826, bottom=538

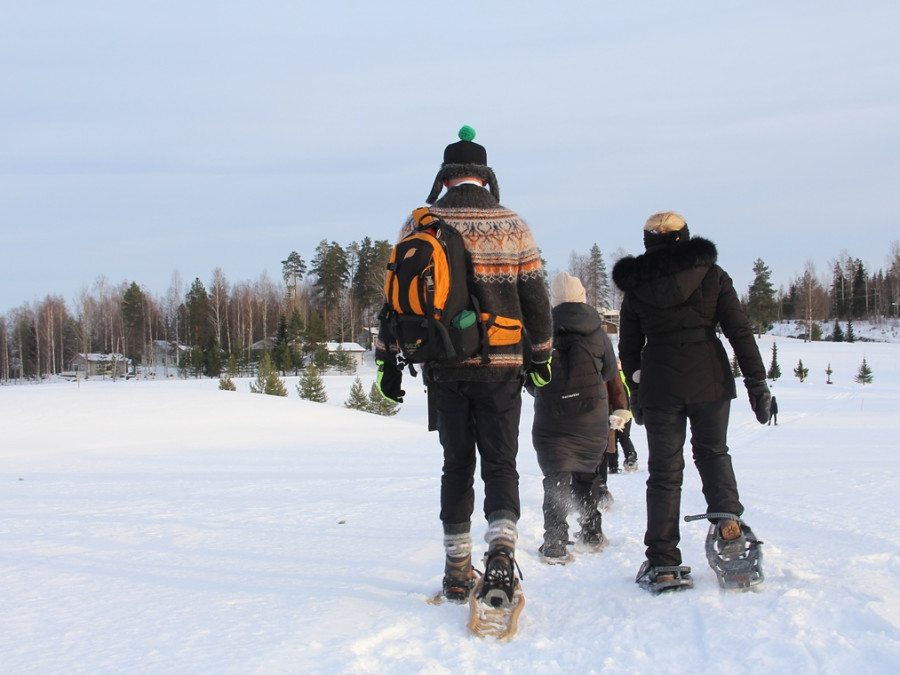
left=376, top=126, right=553, bottom=605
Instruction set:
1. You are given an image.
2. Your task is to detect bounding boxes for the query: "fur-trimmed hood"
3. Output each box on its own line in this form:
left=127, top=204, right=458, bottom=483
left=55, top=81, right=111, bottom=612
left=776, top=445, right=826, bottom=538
left=612, top=237, right=718, bottom=308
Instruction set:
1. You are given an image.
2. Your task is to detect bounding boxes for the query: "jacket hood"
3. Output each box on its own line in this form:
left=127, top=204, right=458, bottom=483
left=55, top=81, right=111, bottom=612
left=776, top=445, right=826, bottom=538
left=551, top=302, right=604, bottom=337
left=612, top=237, right=718, bottom=309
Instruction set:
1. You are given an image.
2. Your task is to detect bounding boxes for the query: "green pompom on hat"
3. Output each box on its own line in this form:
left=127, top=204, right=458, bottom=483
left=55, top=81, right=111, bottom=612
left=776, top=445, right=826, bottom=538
left=458, top=125, right=476, bottom=142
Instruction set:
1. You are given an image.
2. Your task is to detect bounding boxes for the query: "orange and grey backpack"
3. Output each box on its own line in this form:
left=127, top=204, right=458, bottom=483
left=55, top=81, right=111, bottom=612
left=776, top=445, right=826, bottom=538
left=379, top=208, right=524, bottom=369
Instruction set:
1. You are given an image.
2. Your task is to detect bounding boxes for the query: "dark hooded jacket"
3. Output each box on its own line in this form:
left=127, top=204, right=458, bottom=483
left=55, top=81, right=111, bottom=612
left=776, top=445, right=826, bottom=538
left=531, top=302, right=618, bottom=475
left=611, top=236, right=765, bottom=409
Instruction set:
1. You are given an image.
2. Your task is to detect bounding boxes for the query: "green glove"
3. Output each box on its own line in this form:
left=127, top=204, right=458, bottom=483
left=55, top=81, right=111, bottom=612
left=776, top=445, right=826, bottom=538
left=528, top=357, right=552, bottom=388
left=376, top=359, right=405, bottom=403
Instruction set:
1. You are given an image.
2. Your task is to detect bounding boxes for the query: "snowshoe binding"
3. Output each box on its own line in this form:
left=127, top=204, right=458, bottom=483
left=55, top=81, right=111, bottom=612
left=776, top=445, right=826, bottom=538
left=685, top=512, right=764, bottom=591
left=468, top=546, right=525, bottom=640
left=427, top=556, right=478, bottom=605
left=635, top=560, right=694, bottom=594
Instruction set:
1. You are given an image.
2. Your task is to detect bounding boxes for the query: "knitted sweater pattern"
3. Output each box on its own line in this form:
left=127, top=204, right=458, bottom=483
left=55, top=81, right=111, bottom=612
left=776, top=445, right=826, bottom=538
left=379, top=184, right=553, bottom=382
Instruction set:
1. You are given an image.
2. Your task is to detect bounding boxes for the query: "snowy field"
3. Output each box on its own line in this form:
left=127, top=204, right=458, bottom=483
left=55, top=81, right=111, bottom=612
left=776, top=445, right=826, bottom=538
left=1, top=333, right=898, bottom=674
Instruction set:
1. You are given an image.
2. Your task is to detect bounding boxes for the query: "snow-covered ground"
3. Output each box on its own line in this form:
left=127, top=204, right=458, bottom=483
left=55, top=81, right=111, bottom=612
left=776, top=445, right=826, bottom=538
left=1, top=333, right=898, bottom=673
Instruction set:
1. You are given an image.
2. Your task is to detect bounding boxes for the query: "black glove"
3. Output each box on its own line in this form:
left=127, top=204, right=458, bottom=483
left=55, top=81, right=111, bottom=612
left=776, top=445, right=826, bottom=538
left=527, top=357, right=552, bottom=388
left=629, top=385, right=643, bottom=426
left=744, top=378, right=771, bottom=425
left=376, top=359, right=405, bottom=403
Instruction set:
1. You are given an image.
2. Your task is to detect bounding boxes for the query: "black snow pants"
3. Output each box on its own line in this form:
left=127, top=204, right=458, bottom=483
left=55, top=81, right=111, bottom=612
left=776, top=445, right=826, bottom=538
left=643, top=400, right=743, bottom=567
left=432, top=379, right=523, bottom=528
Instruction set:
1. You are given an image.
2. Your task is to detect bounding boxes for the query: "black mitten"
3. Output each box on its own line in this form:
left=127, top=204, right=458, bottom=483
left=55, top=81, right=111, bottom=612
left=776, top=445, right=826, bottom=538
left=744, top=378, right=771, bottom=425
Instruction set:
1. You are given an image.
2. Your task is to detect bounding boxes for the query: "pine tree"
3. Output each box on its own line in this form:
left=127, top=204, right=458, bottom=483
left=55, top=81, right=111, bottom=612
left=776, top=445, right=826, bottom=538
left=854, top=357, right=873, bottom=385
left=793, top=359, right=809, bottom=382
left=218, top=354, right=238, bottom=391
left=329, top=346, right=357, bottom=375
left=767, top=342, right=782, bottom=381
left=830, top=319, right=844, bottom=343
left=746, top=259, right=779, bottom=336
left=368, top=382, right=400, bottom=416
left=846, top=319, right=856, bottom=343
left=249, top=351, right=288, bottom=396
left=825, top=362, right=833, bottom=384
left=730, top=352, right=742, bottom=378
left=297, top=362, right=328, bottom=402
left=344, top=376, right=369, bottom=411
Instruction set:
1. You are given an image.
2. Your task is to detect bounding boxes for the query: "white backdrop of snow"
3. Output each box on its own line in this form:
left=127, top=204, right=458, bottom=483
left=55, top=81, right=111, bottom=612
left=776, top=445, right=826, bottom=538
left=1, top=334, right=898, bottom=673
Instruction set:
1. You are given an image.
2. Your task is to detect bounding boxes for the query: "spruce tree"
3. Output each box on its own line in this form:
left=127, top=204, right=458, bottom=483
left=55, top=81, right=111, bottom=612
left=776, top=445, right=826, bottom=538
left=218, top=354, right=238, bottom=391
left=767, top=342, right=782, bottom=381
left=249, top=351, right=288, bottom=396
left=793, top=359, right=809, bottom=382
left=297, top=363, right=328, bottom=402
left=846, top=319, right=856, bottom=343
left=746, top=259, right=779, bottom=336
left=368, top=382, right=400, bottom=416
left=854, top=357, right=873, bottom=385
left=830, top=319, right=844, bottom=342
left=344, top=377, right=369, bottom=411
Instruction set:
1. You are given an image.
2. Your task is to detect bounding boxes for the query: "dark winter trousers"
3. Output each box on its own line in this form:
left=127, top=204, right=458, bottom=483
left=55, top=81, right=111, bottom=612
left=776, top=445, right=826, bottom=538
left=542, top=471, right=602, bottom=545
left=608, top=420, right=637, bottom=470
left=432, top=379, right=523, bottom=530
left=643, top=400, right=743, bottom=567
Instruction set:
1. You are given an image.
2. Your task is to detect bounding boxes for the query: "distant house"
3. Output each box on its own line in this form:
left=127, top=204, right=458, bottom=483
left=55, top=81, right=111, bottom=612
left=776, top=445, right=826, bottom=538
left=149, top=340, right=189, bottom=365
left=599, top=308, right=620, bottom=335
left=325, top=342, right=366, bottom=366
left=70, top=353, right=129, bottom=378
left=250, top=337, right=278, bottom=353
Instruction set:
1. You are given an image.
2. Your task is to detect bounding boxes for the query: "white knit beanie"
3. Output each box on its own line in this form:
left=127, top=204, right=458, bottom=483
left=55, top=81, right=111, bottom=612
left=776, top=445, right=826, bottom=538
left=550, top=272, right=586, bottom=307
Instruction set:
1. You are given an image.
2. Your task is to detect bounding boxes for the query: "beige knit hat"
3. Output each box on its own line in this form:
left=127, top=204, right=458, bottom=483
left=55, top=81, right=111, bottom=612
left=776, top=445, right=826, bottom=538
left=644, top=211, right=687, bottom=233
left=550, top=271, right=586, bottom=307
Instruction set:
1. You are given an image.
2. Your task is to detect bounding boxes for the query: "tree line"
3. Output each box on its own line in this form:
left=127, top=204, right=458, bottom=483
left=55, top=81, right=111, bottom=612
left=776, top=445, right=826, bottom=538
left=743, top=245, right=900, bottom=338
left=2, top=239, right=898, bottom=383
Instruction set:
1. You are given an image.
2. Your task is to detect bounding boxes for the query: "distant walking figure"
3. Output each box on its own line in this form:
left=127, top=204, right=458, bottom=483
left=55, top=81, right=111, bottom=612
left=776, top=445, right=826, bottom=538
left=768, top=396, right=778, bottom=425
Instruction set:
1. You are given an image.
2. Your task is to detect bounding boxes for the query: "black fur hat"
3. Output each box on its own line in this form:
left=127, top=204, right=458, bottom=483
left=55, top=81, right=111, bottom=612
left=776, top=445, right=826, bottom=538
left=643, top=211, right=691, bottom=250
left=426, top=126, right=500, bottom=204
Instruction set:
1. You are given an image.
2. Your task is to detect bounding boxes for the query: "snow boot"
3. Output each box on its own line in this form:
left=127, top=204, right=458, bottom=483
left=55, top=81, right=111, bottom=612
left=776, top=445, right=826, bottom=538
left=623, top=451, right=638, bottom=472
left=575, top=510, right=608, bottom=552
left=441, top=555, right=477, bottom=603
left=538, top=539, right=573, bottom=565
left=635, top=560, right=694, bottom=594
left=685, top=512, right=764, bottom=590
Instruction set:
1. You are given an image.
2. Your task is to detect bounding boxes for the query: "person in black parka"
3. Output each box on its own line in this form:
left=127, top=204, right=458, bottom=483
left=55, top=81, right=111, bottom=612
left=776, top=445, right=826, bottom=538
left=530, top=272, right=623, bottom=563
left=612, top=211, right=771, bottom=586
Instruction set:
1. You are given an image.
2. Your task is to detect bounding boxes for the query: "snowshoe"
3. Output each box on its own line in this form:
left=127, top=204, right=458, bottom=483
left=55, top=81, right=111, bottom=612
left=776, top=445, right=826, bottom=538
left=623, top=457, right=638, bottom=472
left=635, top=560, right=694, bottom=594
left=538, top=541, right=574, bottom=565
left=468, top=546, right=525, bottom=640
left=467, top=577, right=525, bottom=640
left=574, top=529, right=609, bottom=554
left=597, top=488, right=615, bottom=512
left=685, top=512, right=764, bottom=590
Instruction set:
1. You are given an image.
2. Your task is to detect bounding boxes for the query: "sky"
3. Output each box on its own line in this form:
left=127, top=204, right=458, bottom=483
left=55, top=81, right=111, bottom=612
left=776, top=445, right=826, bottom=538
left=1, top=329, right=898, bottom=671
left=2, top=1, right=899, bottom=315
